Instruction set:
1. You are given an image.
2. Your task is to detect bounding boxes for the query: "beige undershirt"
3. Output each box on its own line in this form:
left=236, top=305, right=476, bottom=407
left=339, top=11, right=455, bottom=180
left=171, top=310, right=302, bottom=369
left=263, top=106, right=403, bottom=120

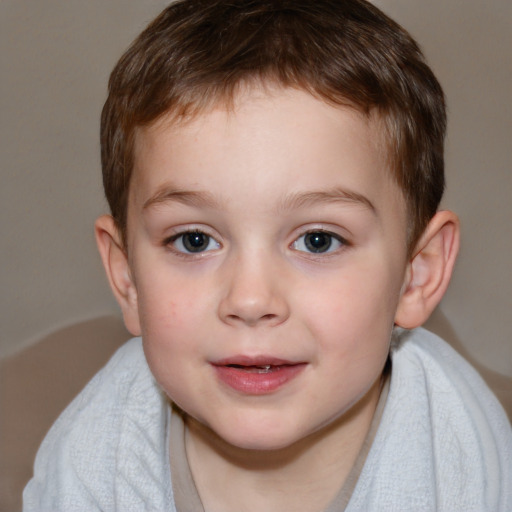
left=170, top=364, right=390, bottom=512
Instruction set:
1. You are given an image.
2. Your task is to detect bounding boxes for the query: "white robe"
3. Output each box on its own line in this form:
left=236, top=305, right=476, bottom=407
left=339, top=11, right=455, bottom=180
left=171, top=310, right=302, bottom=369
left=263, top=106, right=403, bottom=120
left=23, top=328, right=512, bottom=511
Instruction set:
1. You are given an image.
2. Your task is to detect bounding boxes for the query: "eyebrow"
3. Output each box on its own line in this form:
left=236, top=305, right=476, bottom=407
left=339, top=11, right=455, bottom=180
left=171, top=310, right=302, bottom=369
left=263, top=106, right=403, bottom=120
left=277, top=187, right=376, bottom=215
left=143, top=183, right=376, bottom=215
left=143, top=185, right=219, bottom=210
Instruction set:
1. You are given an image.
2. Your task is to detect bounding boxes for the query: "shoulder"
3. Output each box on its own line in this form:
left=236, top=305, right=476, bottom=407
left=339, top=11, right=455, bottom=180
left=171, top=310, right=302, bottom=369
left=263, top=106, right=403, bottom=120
left=23, top=338, right=174, bottom=512
left=33, top=337, right=156, bottom=446
left=348, top=328, right=512, bottom=512
left=390, top=327, right=510, bottom=432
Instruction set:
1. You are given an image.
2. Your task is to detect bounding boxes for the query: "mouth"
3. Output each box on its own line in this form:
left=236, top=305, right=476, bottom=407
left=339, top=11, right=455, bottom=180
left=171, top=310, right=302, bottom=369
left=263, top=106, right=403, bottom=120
left=225, top=363, right=286, bottom=374
left=212, top=358, right=306, bottom=394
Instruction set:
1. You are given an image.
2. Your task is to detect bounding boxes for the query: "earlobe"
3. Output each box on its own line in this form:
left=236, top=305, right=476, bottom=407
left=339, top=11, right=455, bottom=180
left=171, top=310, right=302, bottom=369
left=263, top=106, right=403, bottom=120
left=395, top=211, right=460, bottom=329
left=94, top=215, right=141, bottom=336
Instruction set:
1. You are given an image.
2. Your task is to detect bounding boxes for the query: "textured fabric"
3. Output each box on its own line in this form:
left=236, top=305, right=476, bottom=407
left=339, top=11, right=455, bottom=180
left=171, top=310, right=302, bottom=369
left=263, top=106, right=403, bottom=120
left=23, top=328, right=512, bottom=511
left=325, top=364, right=390, bottom=512
left=346, top=328, right=512, bottom=512
left=23, top=339, right=175, bottom=512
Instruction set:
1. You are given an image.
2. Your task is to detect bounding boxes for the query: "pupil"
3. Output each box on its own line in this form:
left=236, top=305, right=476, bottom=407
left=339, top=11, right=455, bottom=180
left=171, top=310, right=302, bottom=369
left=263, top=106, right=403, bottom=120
left=305, top=232, right=331, bottom=253
left=183, top=232, right=209, bottom=252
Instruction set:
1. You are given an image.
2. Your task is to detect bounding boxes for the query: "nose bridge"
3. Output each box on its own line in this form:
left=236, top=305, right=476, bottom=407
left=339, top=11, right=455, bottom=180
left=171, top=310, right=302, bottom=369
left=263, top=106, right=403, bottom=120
left=218, top=247, right=289, bottom=327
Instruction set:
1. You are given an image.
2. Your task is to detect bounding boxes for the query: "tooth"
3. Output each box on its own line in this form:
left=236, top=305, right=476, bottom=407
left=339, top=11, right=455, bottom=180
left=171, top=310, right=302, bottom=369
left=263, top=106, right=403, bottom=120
left=255, top=365, right=272, bottom=373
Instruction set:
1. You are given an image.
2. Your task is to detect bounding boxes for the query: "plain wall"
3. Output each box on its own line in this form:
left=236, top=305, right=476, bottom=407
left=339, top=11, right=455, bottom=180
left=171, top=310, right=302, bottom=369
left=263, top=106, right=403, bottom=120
left=1, top=0, right=511, bottom=380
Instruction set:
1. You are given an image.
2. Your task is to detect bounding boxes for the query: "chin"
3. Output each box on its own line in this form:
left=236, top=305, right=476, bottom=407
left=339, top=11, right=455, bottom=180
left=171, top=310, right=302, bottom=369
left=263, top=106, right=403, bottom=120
left=211, top=419, right=310, bottom=453
left=230, top=435, right=294, bottom=452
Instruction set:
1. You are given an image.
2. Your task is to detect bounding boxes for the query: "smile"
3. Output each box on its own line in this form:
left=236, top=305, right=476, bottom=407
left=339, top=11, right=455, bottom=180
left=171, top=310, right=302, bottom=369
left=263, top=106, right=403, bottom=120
left=227, top=364, right=275, bottom=374
left=212, top=358, right=306, bottom=395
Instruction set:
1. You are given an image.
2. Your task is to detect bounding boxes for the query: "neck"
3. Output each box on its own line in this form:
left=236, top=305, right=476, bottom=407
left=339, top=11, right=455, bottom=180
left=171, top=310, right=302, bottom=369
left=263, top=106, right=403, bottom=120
left=184, top=376, right=384, bottom=512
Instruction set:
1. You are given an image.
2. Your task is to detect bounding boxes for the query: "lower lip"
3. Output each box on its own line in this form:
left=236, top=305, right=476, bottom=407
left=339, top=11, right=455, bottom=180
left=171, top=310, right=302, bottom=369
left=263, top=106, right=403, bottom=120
left=213, top=364, right=306, bottom=395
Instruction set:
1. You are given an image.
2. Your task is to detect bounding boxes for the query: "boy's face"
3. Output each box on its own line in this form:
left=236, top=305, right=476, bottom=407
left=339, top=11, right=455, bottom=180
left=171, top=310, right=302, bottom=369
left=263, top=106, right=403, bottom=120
left=124, top=87, right=410, bottom=451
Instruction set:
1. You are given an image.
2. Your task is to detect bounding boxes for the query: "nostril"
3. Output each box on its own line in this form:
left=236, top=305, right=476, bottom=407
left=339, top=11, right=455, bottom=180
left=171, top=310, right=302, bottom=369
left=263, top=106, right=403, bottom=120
left=225, top=312, right=278, bottom=326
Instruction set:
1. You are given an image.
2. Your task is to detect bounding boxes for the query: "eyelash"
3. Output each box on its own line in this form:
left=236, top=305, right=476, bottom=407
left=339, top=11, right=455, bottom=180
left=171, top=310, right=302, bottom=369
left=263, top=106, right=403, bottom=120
left=291, top=230, right=349, bottom=255
left=164, top=230, right=220, bottom=256
left=162, top=228, right=350, bottom=257
left=162, top=224, right=351, bottom=258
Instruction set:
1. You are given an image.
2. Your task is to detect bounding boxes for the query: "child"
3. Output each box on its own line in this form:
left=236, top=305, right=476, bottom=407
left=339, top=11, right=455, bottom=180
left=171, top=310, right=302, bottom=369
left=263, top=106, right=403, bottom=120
left=23, top=0, right=511, bottom=510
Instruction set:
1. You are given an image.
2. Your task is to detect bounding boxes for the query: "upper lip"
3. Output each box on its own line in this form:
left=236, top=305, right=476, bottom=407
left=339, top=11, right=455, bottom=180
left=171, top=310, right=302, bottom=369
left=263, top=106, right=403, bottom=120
left=212, top=355, right=301, bottom=367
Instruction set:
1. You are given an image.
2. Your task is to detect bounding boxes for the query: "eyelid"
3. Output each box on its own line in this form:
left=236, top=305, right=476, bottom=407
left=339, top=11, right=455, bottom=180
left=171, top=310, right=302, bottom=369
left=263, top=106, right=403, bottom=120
left=292, top=225, right=351, bottom=244
left=162, top=224, right=219, bottom=242
left=162, top=226, right=222, bottom=256
left=290, top=227, right=351, bottom=255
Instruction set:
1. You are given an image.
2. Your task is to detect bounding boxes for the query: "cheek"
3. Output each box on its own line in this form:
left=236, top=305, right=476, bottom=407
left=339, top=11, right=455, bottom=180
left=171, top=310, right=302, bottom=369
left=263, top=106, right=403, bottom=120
left=136, top=269, right=208, bottom=333
left=135, top=271, right=219, bottom=372
left=136, top=290, right=189, bottom=374
left=138, top=286, right=205, bottom=402
left=300, top=261, right=402, bottom=371
left=305, top=263, right=401, bottom=329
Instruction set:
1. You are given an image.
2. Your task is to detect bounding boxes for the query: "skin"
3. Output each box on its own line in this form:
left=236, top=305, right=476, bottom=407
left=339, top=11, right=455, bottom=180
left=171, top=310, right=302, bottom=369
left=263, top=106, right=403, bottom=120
left=96, top=86, right=459, bottom=511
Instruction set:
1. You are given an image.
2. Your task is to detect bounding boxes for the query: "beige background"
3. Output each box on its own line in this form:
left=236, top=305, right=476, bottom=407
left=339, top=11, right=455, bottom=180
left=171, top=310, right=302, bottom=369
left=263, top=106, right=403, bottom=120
left=2, top=0, right=511, bottom=372
left=1, top=1, right=511, bottom=510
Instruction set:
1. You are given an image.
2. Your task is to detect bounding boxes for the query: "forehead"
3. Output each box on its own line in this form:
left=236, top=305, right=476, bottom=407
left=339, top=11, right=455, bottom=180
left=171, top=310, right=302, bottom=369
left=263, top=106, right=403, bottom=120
left=129, top=87, right=403, bottom=222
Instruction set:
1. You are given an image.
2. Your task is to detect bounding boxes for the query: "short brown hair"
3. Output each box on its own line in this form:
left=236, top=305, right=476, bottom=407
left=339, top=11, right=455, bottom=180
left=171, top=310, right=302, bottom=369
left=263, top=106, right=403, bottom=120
left=101, top=0, right=446, bottom=251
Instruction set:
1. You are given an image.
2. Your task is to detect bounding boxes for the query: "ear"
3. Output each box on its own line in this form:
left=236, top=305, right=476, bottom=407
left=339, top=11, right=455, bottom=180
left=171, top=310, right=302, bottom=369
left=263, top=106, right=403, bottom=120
left=395, top=210, right=460, bottom=329
left=95, top=215, right=141, bottom=336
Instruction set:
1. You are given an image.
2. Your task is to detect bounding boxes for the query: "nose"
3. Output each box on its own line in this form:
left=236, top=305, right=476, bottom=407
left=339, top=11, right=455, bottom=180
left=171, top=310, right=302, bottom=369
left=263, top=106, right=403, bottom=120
left=217, top=254, right=290, bottom=327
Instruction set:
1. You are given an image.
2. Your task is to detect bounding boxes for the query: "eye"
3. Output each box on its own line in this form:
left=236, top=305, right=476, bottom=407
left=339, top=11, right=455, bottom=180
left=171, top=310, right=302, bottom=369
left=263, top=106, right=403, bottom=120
left=292, top=231, right=345, bottom=254
left=168, top=231, right=220, bottom=254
